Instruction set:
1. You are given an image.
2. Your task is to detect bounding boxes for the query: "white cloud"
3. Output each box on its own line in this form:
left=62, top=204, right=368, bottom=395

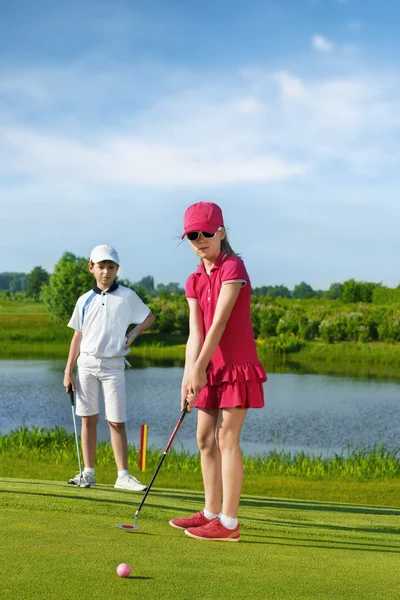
left=235, top=97, right=264, bottom=115
left=276, top=71, right=306, bottom=100
left=1, top=56, right=400, bottom=287
left=312, top=34, right=334, bottom=53
left=1, top=60, right=400, bottom=197
left=1, top=128, right=309, bottom=187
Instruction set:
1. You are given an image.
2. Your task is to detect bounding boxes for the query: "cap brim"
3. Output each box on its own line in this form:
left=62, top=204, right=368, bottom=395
left=90, top=255, right=119, bottom=264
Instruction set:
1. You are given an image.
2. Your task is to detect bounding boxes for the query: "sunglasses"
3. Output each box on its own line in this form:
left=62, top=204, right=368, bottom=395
left=186, top=227, right=223, bottom=242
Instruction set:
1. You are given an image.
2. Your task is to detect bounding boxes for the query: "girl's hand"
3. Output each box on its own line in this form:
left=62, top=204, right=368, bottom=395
left=185, top=391, right=197, bottom=413
left=64, top=373, right=75, bottom=393
left=181, top=379, right=191, bottom=410
left=190, top=366, right=207, bottom=398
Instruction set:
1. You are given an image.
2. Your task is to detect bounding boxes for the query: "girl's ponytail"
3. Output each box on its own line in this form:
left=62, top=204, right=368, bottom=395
left=221, top=234, right=238, bottom=256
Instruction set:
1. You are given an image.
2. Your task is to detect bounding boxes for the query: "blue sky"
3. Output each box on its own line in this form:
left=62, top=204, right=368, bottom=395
left=1, top=0, right=400, bottom=289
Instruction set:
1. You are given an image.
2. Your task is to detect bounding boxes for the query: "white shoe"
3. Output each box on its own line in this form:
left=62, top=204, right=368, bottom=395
left=114, top=475, right=147, bottom=491
left=68, top=471, right=96, bottom=486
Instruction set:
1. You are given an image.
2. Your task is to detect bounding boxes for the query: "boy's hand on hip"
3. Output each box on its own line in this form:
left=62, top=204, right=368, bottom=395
left=124, top=332, right=137, bottom=349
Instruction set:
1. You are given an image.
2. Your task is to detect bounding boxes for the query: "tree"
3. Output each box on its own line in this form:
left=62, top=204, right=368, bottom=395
left=292, top=282, right=315, bottom=299
left=155, top=282, right=184, bottom=296
left=341, top=279, right=361, bottom=303
left=42, top=252, right=94, bottom=322
left=326, top=283, right=343, bottom=300
left=252, top=285, right=291, bottom=298
left=0, top=272, right=28, bottom=292
left=27, top=266, right=50, bottom=301
left=267, top=285, right=291, bottom=299
left=136, top=276, right=155, bottom=294
left=341, top=279, right=379, bottom=304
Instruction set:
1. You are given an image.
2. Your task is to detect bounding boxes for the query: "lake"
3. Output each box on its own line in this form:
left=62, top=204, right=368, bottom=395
left=1, top=360, right=400, bottom=456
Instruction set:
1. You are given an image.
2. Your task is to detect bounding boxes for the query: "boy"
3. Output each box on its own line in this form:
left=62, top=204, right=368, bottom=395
left=63, top=244, right=155, bottom=490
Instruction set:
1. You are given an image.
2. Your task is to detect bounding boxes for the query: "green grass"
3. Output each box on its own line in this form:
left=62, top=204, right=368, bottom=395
left=2, top=428, right=400, bottom=507
left=285, top=340, right=400, bottom=366
left=0, top=299, right=48, bottom=314
left=1, top=478, right=400, bottom=600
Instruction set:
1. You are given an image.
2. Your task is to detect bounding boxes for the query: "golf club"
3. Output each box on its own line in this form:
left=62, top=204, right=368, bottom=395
left=116, top=401, right=189, bottom=531
left=67, top=386, right=90, bottom=489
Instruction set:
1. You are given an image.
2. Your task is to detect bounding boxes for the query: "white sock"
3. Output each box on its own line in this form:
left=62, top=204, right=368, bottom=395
left=219, top=513, right=238, bottom=530
left=118, top=470, right=129, bottom=479
left=84, top=468, right=95, bottom=476
left=204, top=508, right=218, bottom=520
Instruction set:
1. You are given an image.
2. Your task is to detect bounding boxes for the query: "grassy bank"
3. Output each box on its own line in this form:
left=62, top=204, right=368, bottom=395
left=2, top=427, right=400, bottom=506
left=3, top=478, right=400, bottom=600
left=2, top=302, right=400, bottom=377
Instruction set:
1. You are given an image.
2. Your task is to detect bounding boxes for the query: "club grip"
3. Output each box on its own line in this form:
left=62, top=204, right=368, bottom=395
left=69, top=387, right=75, bottom=407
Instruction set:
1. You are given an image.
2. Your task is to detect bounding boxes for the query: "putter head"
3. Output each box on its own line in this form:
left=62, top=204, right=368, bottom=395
left=116, top=523, right=140, bottom=532
left=80, top=482, right=91, bottom=488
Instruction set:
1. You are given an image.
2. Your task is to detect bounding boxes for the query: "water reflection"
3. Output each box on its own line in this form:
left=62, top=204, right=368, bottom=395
left=1, top=359, right=400, bottom=456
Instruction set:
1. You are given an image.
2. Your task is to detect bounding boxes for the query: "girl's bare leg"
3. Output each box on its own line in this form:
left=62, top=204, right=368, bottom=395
left=197, top=408, right=221, bottom=515
left=81, top=414, right=98, bottom=468
left=217, top=408, right=247, bottom=518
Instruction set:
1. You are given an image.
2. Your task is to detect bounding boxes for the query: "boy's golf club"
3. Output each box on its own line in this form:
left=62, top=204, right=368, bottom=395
left=67, top=386, right=90, bottom=489
left=116, top=401, right=189, bottom=531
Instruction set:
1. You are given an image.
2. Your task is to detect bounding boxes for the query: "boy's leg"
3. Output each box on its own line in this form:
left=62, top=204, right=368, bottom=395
left=108, top=421, right=128, bottom=471
left=101, top=361, right=145, bottom=491
left=76, top=358, right=101, bottom=466
left=69, top=358, right=100, bottom=485
left=99, top=361, right=127, bottom=469
left=81, top=414, right=99, bottom=468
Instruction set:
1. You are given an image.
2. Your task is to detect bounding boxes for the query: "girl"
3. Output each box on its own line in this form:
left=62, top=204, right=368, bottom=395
left=169, top=201, right=267, bottom=542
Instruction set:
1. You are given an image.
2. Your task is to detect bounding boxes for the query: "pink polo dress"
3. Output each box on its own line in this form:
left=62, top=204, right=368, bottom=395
left=186, top=252, right=267, bottom=409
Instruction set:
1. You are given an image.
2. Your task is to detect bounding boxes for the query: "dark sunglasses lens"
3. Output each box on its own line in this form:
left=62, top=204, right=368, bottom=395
left=187, top=232, right=199, bottom=241
left=202, top=231, right=215, bottom=238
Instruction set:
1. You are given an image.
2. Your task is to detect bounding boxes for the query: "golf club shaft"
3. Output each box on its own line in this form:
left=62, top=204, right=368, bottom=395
left=135, top=402, right=189, bottom=517
left=69, top=389, right=83, bottom=477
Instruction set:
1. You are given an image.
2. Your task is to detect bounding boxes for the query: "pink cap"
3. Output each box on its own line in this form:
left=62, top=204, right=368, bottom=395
left=182, top=202, right=224, bottom=238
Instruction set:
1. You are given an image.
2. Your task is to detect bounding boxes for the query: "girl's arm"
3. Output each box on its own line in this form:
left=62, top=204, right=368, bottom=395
left=63, top=330, right=83, bottom=392
left=125, top=312, right=155, bottom=348
left=190, top=282, right=242, bottom=398
left=181, top=299, right=204, bottom=410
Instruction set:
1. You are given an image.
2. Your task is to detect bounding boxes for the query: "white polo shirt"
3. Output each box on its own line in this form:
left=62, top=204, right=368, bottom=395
left=68, top=283, right=151, bottom=358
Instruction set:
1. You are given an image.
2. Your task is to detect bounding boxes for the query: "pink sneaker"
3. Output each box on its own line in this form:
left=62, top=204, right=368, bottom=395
left=169, top=511, right=210, bottom=530
left=185, top=517, right=240, bottom=542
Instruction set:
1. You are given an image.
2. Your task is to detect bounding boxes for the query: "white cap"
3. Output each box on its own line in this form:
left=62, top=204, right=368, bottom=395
left=90, top=244, right=120, bottom=265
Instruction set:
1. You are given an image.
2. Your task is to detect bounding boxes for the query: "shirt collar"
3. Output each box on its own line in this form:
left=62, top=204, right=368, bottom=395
left=194, top=252, right=227, bottom=276
left=93, top=281, right=119, bottom=294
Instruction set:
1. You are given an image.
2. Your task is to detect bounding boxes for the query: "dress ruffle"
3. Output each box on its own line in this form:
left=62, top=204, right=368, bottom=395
left=207, top=362, right=267, bottom=386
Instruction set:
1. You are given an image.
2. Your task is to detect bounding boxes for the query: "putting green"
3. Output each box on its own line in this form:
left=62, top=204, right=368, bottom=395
left=1, top=478, right=400, bottom=600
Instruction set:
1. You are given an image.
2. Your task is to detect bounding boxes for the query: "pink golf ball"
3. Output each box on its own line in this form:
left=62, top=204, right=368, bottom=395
left=117, top=563, right=131, bottom=578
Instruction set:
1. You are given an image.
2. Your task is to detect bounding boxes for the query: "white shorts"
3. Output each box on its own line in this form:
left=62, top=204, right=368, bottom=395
left=76, top=354, right=127, bottom=423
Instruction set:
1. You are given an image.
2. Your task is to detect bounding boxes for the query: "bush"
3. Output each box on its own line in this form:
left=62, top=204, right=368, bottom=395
left=258, top=305, right=285, bottom=337
left=267, top=333, right=304, bottom=354
left=373, top=287, right=400, bottom=305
